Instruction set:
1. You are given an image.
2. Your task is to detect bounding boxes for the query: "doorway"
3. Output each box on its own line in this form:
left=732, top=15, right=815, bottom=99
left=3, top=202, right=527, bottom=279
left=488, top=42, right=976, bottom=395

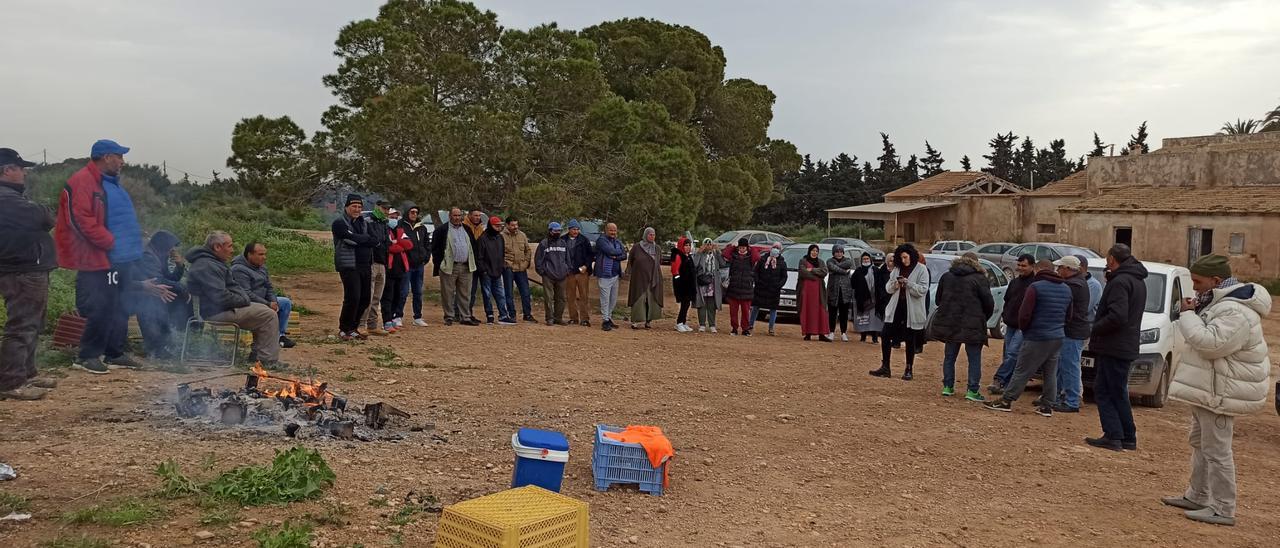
left=1114, top=226, right=1132, bottom=248
left=903, top=222, right=917, bottom=243
left=1187, top=227, right=1213, bottom=266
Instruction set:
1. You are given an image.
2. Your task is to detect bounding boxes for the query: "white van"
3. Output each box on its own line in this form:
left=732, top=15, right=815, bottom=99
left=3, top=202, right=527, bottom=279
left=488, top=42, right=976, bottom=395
left=1082, top=258, right=1193, bottom=408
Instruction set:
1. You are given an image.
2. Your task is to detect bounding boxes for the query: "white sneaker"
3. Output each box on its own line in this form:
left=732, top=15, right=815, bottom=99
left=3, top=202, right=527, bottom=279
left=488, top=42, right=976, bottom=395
left=829, top=332, right=836, bottom=340
left=394, top=318, right=403, bottom=328
left=698, top=326, right=706, bottom=333
left=675, top=323, right=685, bottom=332
left=841, top=333, right=849, bottom=342
left=709, top=327, right=718, bottom=333
left=413, top=318, right=428, bottom=327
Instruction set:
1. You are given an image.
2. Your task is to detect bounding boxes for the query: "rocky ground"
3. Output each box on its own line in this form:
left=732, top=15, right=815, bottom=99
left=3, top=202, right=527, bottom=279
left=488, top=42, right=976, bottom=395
left=1, top=271, right=1278, bottom=547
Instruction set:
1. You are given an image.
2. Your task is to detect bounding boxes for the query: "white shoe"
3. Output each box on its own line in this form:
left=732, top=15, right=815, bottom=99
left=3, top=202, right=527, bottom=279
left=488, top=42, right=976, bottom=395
left=841, top=333, right=849, bottom=342
left=675, top=324, right=685, bottom=332
left=413, top=318, right=428, bottom=327
left=394, top=318, right=403, bottom=327
left=828, top=332, right=836, bottom=340
left=698, top=326, right=706, bottom=333
left=709, top=327, right=718, bottom=333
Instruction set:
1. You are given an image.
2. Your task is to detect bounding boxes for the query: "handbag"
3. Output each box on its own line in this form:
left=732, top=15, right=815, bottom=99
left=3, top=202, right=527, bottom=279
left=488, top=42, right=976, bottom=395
left=697, top=272, right=713, bottom=285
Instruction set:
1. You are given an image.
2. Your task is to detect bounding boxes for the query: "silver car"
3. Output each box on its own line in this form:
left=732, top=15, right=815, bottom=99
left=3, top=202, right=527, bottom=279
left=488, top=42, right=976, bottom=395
left=972, top=242, right=1017, bottom=264
left=819, top=237, right=886, bottom=261
left=998, top=242, right=1101, bottom=276
left=929, top=240, right=978, bottom=256
left=923, top=253, right=1009, bottom=338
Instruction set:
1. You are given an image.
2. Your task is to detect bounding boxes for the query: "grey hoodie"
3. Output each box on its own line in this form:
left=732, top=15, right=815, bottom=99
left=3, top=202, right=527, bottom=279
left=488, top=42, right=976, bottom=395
left=185, top=246, right=251, bottom=318
left=230, top=255, right=275, bottom=306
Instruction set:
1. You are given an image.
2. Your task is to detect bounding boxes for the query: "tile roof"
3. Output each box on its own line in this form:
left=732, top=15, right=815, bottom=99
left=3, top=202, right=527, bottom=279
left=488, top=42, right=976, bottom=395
left=884, top=171, right=1018, bottom=198
left=1059, top=185, right=1280, bottom=214
left=1030, top=170, right=1087, bottom=196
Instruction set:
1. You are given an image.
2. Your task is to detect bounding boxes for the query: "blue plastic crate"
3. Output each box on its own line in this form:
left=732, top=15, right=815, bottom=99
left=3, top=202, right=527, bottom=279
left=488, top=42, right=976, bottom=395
left=591, top=424, right=666, bottom=496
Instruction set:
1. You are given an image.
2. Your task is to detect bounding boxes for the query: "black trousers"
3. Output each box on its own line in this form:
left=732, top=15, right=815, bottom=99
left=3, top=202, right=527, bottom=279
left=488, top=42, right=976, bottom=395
left=381, top=276, right=404, bottom=324
left=828, top=302, right=851, bottom=334
left=76, top=269, right=128, bottom=361
left=0, top=271, right=49, bottom=390
left=677, top=301, right=692, bottom=324
left=339, top=267, right=372, bottom=333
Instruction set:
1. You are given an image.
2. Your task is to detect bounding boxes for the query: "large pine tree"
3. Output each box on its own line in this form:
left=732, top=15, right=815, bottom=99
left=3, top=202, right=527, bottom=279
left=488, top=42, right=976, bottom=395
left=1012, top=137, right=1037, bottom=188
left=981, top=132, right=1017, bottom=181
left=1088, top=132, right=1107, bottom=157
left=1121, top=121, right=1149, bottom=155
left=920, top=141, right=945, bottom=177
left=960, top=155, right=972, bottom=171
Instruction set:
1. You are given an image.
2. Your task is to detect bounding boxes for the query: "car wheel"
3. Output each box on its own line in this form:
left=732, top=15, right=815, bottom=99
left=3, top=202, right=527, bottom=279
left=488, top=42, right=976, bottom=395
left=1002, top=266, right=1015, bottom=279
left=1135, top=357, right=1171, bottom=408
left=989, top=318, right=1006, bottom=340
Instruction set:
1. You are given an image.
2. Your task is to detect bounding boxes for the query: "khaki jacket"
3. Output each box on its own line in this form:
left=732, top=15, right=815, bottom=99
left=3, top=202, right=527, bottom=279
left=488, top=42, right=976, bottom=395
left=503, top=229, right=531, bottom=271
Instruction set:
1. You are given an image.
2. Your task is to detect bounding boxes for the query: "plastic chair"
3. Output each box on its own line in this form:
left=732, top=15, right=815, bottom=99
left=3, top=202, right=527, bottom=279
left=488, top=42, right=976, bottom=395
left=179, top=296, right=245, bottom=368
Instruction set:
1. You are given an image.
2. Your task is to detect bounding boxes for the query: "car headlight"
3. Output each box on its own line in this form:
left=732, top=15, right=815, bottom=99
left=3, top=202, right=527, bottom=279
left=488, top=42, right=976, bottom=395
left=1139, top=328, right=1160, bottom=344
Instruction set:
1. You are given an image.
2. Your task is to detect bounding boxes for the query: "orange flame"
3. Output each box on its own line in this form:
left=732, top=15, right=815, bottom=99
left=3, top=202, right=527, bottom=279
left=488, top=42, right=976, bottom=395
left=251, top=362, right=333, bottom=408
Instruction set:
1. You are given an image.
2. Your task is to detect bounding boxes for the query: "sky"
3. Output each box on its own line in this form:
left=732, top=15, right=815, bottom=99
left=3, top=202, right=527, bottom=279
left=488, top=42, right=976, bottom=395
left=2, top=0, right=1277, bottom=183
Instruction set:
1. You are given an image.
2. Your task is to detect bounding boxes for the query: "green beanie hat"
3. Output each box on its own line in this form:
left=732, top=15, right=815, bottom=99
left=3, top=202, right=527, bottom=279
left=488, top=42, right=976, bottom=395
left=1190, top=254, right=1231, bottom=279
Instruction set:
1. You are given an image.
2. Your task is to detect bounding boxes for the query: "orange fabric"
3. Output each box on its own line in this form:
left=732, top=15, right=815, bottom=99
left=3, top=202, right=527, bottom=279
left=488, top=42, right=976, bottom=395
left=603, top=425, right=675, bottom=486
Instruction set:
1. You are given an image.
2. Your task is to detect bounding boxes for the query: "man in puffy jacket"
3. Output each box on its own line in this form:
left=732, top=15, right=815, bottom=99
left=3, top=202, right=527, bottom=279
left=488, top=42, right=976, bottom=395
left=331, top=194, right=378, bottom=339
left=0, top=148, right=60, bottom=400
left=930, top=254, right=995, bottom=401
left=989, top=254, right=1035, bottom=394
left=534, top=222, right=571, bottom=325
left=1084, top=244, right=1148, bottom=451
left=984, top=260, right=1072, bottom=416
left=186, top=232, right=282, bottom=367
left=475, top=216, right=514, bottom=325
left=1160, top=255, right=1271, bottom=527
left=502, top=217, right=535, bottom=323
left=231, top=242, right=295, bottom=349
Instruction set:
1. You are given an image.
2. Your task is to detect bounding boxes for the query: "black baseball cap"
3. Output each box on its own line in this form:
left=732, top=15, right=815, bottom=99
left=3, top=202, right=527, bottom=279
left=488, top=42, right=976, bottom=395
left=0, top=148, right=36, bottom=168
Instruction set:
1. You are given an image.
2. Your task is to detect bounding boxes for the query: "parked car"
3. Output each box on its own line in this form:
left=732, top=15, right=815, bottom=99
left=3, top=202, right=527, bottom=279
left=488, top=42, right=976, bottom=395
left=972, top=242, right=1017, bottom=264
left=923, top=253, right=1009, bottom=338
left=1079, top=258, right=1192, bottom=408
left=929, top=240, right=978, bottom=256
left=713, top=230, right=794, bottom=255
left=819, top=237, right=886, bottom=261
left=998, top=242, right=1101, bottom=276
left=777, top=243, right=835, bottom=315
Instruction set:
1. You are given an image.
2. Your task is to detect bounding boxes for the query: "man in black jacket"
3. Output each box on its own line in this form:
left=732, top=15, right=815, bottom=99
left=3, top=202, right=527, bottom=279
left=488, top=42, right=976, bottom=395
left=989, top=254, right=1035, bottom=394
left=563, top=219, right=594, bottom=327
left=0, top=149, right=60, bottom=400
left=431, top=208, right=480, bottom=326
left=475, top=216, right=515, bottom=325
left=186, top=232, right=283, bottom=367
left=1085, top=244, right=1148, bottom=451
left=332, top=194, right=377, bottom=339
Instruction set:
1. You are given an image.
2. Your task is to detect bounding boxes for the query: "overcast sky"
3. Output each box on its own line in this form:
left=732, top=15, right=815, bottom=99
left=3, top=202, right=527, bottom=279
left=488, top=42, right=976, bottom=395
left=2, top=0, right=1277, bottom=182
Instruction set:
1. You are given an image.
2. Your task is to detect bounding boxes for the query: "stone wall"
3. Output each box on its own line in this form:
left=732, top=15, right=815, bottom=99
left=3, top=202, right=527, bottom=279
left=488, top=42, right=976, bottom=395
left=1087, top=132, right=1280, bottom=192
left=1060, top=211, right=1280, bottom=278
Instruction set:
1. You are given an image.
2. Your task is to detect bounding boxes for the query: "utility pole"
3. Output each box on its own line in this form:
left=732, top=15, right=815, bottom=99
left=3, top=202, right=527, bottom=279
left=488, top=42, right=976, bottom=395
left=163, top=161, right=167, bottom=177
left=42, top=149, right=46, bottom=165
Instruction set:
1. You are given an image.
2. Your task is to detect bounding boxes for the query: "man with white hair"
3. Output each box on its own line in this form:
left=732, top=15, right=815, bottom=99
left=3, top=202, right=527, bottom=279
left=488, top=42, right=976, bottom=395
left=186, top=231, right=283, bottom=367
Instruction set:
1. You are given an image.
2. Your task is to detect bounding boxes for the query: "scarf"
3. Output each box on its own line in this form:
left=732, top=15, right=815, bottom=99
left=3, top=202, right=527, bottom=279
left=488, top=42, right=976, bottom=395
left=804, top=255, right=821, bottom=268
left=1195, top=276, right=1240, bottom=313
left=639, top=227, right=658, bottom=259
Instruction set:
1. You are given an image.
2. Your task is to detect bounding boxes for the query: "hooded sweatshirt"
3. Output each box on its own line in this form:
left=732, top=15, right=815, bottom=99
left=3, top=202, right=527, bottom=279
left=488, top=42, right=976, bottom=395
left=1169, top=283, right=1273, bottom=416
left=230, top=254, right=276, bottom=306
left=535, top=232, right=572, bottom=282
left=186, top=246, right=250, bottom=318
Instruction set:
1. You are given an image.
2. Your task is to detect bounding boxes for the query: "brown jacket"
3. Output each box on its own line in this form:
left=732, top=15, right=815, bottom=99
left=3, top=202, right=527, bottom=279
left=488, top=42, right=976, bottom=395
left=503, top=229, right=532, bottom=271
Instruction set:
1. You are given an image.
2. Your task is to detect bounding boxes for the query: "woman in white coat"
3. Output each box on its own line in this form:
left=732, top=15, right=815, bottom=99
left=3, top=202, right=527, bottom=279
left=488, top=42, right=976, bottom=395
left=1162, top=255, right=1271, bottom=527
left=869, top=244, right=929, bottom=381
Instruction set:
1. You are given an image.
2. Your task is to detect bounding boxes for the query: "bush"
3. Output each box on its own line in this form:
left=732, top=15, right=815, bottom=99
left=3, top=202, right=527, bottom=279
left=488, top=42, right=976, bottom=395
left=156, top=446, right=336, bottom=507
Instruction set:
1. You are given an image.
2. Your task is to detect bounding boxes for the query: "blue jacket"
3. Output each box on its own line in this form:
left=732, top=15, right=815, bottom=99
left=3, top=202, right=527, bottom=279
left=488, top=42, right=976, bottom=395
left=594, top=236, right=625, bottom=278
left=1018, top=271, right=1074, bottom=341
left=101, top=173, right=143, bottom=265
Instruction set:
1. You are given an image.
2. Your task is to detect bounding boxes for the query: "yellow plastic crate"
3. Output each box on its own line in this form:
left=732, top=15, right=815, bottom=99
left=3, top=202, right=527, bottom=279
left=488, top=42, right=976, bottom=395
left=435, top=486, right=588, bottom=548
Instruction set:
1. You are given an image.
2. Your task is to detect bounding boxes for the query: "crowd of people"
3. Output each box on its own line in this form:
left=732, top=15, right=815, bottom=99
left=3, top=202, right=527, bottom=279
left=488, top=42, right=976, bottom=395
left=0, top=143, right=1273, bottom=526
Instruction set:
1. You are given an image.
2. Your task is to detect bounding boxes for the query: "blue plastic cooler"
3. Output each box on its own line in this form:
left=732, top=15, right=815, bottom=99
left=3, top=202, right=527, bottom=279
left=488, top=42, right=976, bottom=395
left=511, top=428, right=570, bottom=492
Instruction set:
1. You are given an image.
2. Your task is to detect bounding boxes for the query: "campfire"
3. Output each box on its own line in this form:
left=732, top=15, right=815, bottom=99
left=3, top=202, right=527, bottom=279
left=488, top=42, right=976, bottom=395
left=172, top=364, right=409, bottom=442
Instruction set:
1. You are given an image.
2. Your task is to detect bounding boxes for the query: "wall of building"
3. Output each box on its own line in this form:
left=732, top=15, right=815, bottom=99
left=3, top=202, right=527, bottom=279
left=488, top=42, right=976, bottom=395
left=1087, top=132, right=1280, bottom=192
left=952, top=196, right=1021, bottom=243
left=1061, top=211, right=1280, bottom=279
left=1020, top=196, right=1077, bottom=243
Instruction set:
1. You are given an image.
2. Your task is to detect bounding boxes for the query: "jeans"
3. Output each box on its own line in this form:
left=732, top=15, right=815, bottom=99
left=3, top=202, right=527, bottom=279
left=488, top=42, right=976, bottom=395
left=75, top=268, right=127, bottom=361
left=503, top=268, right=533, bottom=318
left=275, top=296, right=292, bottom=335
left=480, top=274, right=509, bottom=321
left=598, top=276, right=620, bottom=322
left=993, top=328, right=1023, bottom=386
left=748, top=306, right=777, bottom=333
left=1001, top=338, right=1061, bottom=404
left=338, top=268, right=372, bottom=333
left=942, top=342, right=984, bottom=393
left=1056, top=338, right=1086, bottom=408
left=0, top=271, right=48, bottom=390
left=398, top=266, right=424, bottom=320
left=1094, top=355, right=1137, bottom=443
left=1186, top=406, right=1237, bottom=517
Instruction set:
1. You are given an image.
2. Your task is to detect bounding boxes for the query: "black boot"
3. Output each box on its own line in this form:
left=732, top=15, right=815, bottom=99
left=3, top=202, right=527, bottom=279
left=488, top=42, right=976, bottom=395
left=869, top=364, right=891, bottom=378
left=901, top=364, right=914, bottom=381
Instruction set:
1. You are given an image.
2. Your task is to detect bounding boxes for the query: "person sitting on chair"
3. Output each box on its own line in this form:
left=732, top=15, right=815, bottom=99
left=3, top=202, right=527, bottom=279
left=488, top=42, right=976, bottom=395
left=186, top=231, right=285, bottom=368
left=231, top=241, right=296, bottom=350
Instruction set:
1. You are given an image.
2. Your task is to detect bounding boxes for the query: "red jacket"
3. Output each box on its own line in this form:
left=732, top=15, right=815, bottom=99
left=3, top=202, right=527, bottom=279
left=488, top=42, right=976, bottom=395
left=55, top=162, right=115, bottom=271
left=386, top=226, right=415, bottom=275
left=721, top=244, right=761, bottom=265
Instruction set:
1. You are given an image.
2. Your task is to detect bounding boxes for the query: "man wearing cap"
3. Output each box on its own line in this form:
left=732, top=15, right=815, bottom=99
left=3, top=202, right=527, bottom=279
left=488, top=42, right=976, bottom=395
left=56, top=140, right=172, bottom=374
left=1162, top=254, right=1271, bottom=526
left=1084, top=243, right=1148, bottom=451
left=1052, top=255, right=1090, bottom=413
left=475, top=215, right=515, bottom=325
left=360, top=200, right=392, bottom=335
left=0, top=149, right=61, bottom=400
left=331, top=194, right=378, bottom=340
left=535, top=222, right=572, bottom=325
left=563, top=219, right=594, bottom=327
left=431, top=208, right=480, bottom=326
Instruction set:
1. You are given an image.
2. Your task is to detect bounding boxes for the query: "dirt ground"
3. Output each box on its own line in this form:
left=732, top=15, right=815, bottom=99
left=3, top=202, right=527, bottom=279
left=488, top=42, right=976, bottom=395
left=2, top=271, right=1279, bottom=548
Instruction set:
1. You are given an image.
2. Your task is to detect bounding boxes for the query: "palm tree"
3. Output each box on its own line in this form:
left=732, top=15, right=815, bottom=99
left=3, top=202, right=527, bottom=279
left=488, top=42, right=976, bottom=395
left=1220, top=118, right=1260, bottom=135
left=1262, top=103, right=1280, bottom=132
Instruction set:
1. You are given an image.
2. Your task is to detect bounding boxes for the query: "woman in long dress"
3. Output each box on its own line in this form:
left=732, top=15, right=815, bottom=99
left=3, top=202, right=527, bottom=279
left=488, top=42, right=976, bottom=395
left=853, top=252, right=885, bottom=343
left=796, top=244, right=831, bottom=342
left=627, top=227, right=664, bottom=329
left=870, top=244, right=928, bottom=380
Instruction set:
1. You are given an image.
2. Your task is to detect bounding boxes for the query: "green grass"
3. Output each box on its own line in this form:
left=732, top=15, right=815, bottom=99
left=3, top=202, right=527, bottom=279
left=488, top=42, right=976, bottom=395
left=203, top=446, right=336, bottom=506
left=39, top=535, right=112, bottom=548
left=155, top=458, right=201, bottom=498
left=0, top=491, right=31, bottom=513
left=61, top=498, right=165, bottom=527
left=253, top=521, right=313, bottom=548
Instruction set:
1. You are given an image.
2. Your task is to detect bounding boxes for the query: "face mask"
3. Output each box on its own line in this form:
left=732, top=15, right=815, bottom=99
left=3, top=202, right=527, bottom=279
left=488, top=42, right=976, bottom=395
left=769, top=248, right=781, bottom=257
left=862, top=261, right=871, bottom=267
left=387, top=218, right=399, bottom=229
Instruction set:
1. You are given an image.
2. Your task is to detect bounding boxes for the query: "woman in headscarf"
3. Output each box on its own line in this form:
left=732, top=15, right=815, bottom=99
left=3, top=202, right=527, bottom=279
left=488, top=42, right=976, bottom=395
left=852, top=252, right=885, bottom=343
left=670, top=236, right=697, bottom=332
left=797, top=244, right=831, bottom=342
left=750, top=241, right=787, bottom=336
left=627, top=227, right=664, bottom=329
left=870, top=244, right=929, bottom=380
left=692, top=238, right=727, bottom=333
left=826, top=244, right=856, bottom=342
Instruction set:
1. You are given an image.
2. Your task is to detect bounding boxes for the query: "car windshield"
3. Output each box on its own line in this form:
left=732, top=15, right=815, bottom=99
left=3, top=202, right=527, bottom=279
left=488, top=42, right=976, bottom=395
left=782, top=247, right=834, bottom=270
left=1087, top=268, right=1167, bottom=313
left=578, top=220, right=601, bottom=234
left=924, top=260, right=950, bottom=284
left=714, top=231, right=738, bottom=244
left=1056, top=245, right=1100, bottom=258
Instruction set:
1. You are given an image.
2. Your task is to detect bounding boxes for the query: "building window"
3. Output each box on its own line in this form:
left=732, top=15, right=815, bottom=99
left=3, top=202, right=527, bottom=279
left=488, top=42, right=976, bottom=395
left=1037, top=223, right=1056, bottom=234
left=1229, top=233, right=1245, bottom=255
left=943, top=220, right=955, bottom=231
